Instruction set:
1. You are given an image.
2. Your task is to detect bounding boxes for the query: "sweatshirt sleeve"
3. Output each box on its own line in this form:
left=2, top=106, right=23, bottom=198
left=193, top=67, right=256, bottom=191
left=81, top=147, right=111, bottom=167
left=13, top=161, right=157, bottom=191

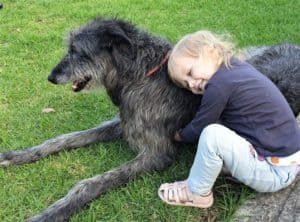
left=180, top=85, right=229, bottom=143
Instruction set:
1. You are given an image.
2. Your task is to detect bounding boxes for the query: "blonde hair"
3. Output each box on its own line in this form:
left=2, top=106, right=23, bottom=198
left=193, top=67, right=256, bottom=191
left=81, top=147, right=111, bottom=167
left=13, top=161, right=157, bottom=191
left=169, top=30, right=239, bottom=70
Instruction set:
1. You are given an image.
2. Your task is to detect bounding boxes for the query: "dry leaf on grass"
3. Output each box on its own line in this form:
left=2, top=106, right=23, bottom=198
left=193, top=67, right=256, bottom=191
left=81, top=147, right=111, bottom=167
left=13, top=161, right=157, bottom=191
left=42, top=108, right=55, bottom=113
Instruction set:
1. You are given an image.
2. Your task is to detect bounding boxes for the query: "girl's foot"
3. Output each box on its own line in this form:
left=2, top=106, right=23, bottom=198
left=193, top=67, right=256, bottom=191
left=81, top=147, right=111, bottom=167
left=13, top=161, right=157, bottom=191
left=158, top=180, right=213, bottom=208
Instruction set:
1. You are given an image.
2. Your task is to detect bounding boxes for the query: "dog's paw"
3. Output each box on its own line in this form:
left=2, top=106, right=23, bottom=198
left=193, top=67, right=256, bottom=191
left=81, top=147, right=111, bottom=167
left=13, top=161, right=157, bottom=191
left=0, top=153, right=12, bottom=167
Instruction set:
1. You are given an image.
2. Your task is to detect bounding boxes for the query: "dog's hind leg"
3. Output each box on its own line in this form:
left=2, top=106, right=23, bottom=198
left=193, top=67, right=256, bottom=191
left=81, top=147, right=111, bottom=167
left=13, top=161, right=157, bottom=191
left=26, top=149, right=175, bottom=222
left=0, top=117, right=122, bottom=166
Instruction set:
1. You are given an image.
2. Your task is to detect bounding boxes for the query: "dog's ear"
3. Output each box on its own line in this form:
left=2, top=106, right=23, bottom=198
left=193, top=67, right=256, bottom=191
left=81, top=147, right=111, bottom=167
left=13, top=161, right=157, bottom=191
left=98, top=26, right=136, bottom=60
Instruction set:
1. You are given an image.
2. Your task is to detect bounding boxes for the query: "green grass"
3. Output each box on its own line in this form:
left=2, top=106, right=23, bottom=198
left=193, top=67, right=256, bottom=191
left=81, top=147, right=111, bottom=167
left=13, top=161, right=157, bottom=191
left=0, top=0, right=299, bottom=221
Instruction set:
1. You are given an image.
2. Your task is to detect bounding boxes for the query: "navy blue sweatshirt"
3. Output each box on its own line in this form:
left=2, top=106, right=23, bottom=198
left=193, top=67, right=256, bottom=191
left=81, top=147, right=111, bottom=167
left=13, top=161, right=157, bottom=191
left=180, top=58, right=300, bottom=157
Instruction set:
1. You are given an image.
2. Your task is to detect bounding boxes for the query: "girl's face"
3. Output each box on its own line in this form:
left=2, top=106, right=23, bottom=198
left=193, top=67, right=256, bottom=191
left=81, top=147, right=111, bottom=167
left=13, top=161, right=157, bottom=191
left=169, top=47, right=221, bottom=94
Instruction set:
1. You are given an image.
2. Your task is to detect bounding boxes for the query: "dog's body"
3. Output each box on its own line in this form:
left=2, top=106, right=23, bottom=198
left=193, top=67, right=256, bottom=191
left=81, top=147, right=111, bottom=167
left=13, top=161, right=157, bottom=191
left=1, top=17, right=299, bottom=221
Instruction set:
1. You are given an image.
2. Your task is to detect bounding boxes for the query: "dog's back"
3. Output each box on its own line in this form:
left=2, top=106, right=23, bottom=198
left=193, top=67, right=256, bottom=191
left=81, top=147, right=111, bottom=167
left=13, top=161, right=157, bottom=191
left=246, top=43, right=300, bottom=116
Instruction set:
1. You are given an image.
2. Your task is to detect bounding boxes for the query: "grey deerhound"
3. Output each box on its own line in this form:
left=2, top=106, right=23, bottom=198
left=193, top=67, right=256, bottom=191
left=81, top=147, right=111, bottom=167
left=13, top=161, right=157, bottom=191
left=0, top=17, right=299, bottom=221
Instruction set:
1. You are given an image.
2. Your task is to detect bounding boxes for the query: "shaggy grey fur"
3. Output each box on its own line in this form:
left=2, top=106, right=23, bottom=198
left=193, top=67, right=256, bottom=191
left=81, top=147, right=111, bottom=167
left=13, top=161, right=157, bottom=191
left=0, top=17, right=299, bottom=221
left=245, top=44, right=300, bottom=116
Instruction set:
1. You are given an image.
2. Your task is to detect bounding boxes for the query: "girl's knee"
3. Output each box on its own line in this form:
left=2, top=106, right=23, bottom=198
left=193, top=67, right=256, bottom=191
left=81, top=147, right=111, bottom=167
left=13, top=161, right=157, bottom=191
left=201, top=124, right=227, bottom=141
left=199, top=124, right=225, bottom=152
left=199, top=123, right=246, bottom=158
left=202, top=123, right=224, bottom=133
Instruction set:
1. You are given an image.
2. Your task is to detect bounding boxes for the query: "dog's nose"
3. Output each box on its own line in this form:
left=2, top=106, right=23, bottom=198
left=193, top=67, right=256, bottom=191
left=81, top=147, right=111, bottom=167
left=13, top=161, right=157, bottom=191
left=48, top=74, right=58, bottom=84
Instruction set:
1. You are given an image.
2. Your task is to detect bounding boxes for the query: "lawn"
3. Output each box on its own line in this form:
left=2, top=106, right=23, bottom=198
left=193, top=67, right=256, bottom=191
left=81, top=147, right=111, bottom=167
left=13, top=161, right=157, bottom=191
left=0, top=0, right=299, bottom=221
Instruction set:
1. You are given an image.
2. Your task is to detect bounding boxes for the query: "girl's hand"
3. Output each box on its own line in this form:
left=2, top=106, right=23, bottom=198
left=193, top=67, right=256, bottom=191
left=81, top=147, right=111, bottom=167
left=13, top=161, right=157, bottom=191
left=174, top=131, right=182, bottom=142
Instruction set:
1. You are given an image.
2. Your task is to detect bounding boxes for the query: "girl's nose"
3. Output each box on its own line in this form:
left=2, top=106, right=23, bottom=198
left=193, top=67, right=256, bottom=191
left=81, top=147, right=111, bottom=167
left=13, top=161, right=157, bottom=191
left=189, top=79, right=201, bottom=89
left=188, top=80, right=195, bottom=89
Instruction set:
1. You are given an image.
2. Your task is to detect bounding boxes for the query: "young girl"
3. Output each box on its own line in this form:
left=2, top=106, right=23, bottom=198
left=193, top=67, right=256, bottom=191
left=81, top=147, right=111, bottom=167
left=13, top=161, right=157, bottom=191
left=158, top=30, right=300, bottom=208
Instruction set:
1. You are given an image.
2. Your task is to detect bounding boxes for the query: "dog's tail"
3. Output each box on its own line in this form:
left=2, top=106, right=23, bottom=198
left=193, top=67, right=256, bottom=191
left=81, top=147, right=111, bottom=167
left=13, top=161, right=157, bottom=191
left=26, top=150, right=173, bottom=222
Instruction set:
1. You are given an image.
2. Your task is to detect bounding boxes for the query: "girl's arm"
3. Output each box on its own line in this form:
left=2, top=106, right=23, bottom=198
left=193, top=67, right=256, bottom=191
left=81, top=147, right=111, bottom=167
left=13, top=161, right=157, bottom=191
left=180, top=85, right=229, bottom=143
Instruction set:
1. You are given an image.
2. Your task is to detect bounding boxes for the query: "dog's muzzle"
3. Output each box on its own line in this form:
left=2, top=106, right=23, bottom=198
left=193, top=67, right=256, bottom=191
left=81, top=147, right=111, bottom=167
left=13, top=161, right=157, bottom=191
left=48, top=74, right=58, bottom=84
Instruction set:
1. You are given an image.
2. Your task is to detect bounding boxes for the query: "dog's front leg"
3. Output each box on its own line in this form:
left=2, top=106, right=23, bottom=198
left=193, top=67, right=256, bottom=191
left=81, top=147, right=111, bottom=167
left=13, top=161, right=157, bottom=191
left=0, top=117, right=122, bottom=166
left=26, top=149, right=175, bottom=222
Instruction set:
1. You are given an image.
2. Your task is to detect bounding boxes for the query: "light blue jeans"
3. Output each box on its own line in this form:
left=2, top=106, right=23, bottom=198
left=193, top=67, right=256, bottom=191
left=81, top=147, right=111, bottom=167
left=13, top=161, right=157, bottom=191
left=187, top=124, right=299, bottom=195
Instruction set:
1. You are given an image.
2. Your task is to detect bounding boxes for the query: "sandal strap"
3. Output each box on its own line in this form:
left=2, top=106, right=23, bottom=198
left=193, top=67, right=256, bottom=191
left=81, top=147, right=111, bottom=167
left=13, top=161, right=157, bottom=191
left=177, top=182, right=190, bottom=202
left=164, top=181, right=193, bottom=203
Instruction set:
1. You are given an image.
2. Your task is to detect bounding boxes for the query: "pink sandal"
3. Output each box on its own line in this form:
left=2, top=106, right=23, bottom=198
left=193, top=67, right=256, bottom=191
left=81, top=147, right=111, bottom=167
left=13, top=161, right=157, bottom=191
left=158, top=180, right=213, bottom=208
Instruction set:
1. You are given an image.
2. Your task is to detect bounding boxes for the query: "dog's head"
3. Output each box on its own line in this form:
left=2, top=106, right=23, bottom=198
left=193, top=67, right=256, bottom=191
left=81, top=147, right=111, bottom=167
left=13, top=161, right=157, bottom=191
left=48, top=17, right=136, bottom=92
